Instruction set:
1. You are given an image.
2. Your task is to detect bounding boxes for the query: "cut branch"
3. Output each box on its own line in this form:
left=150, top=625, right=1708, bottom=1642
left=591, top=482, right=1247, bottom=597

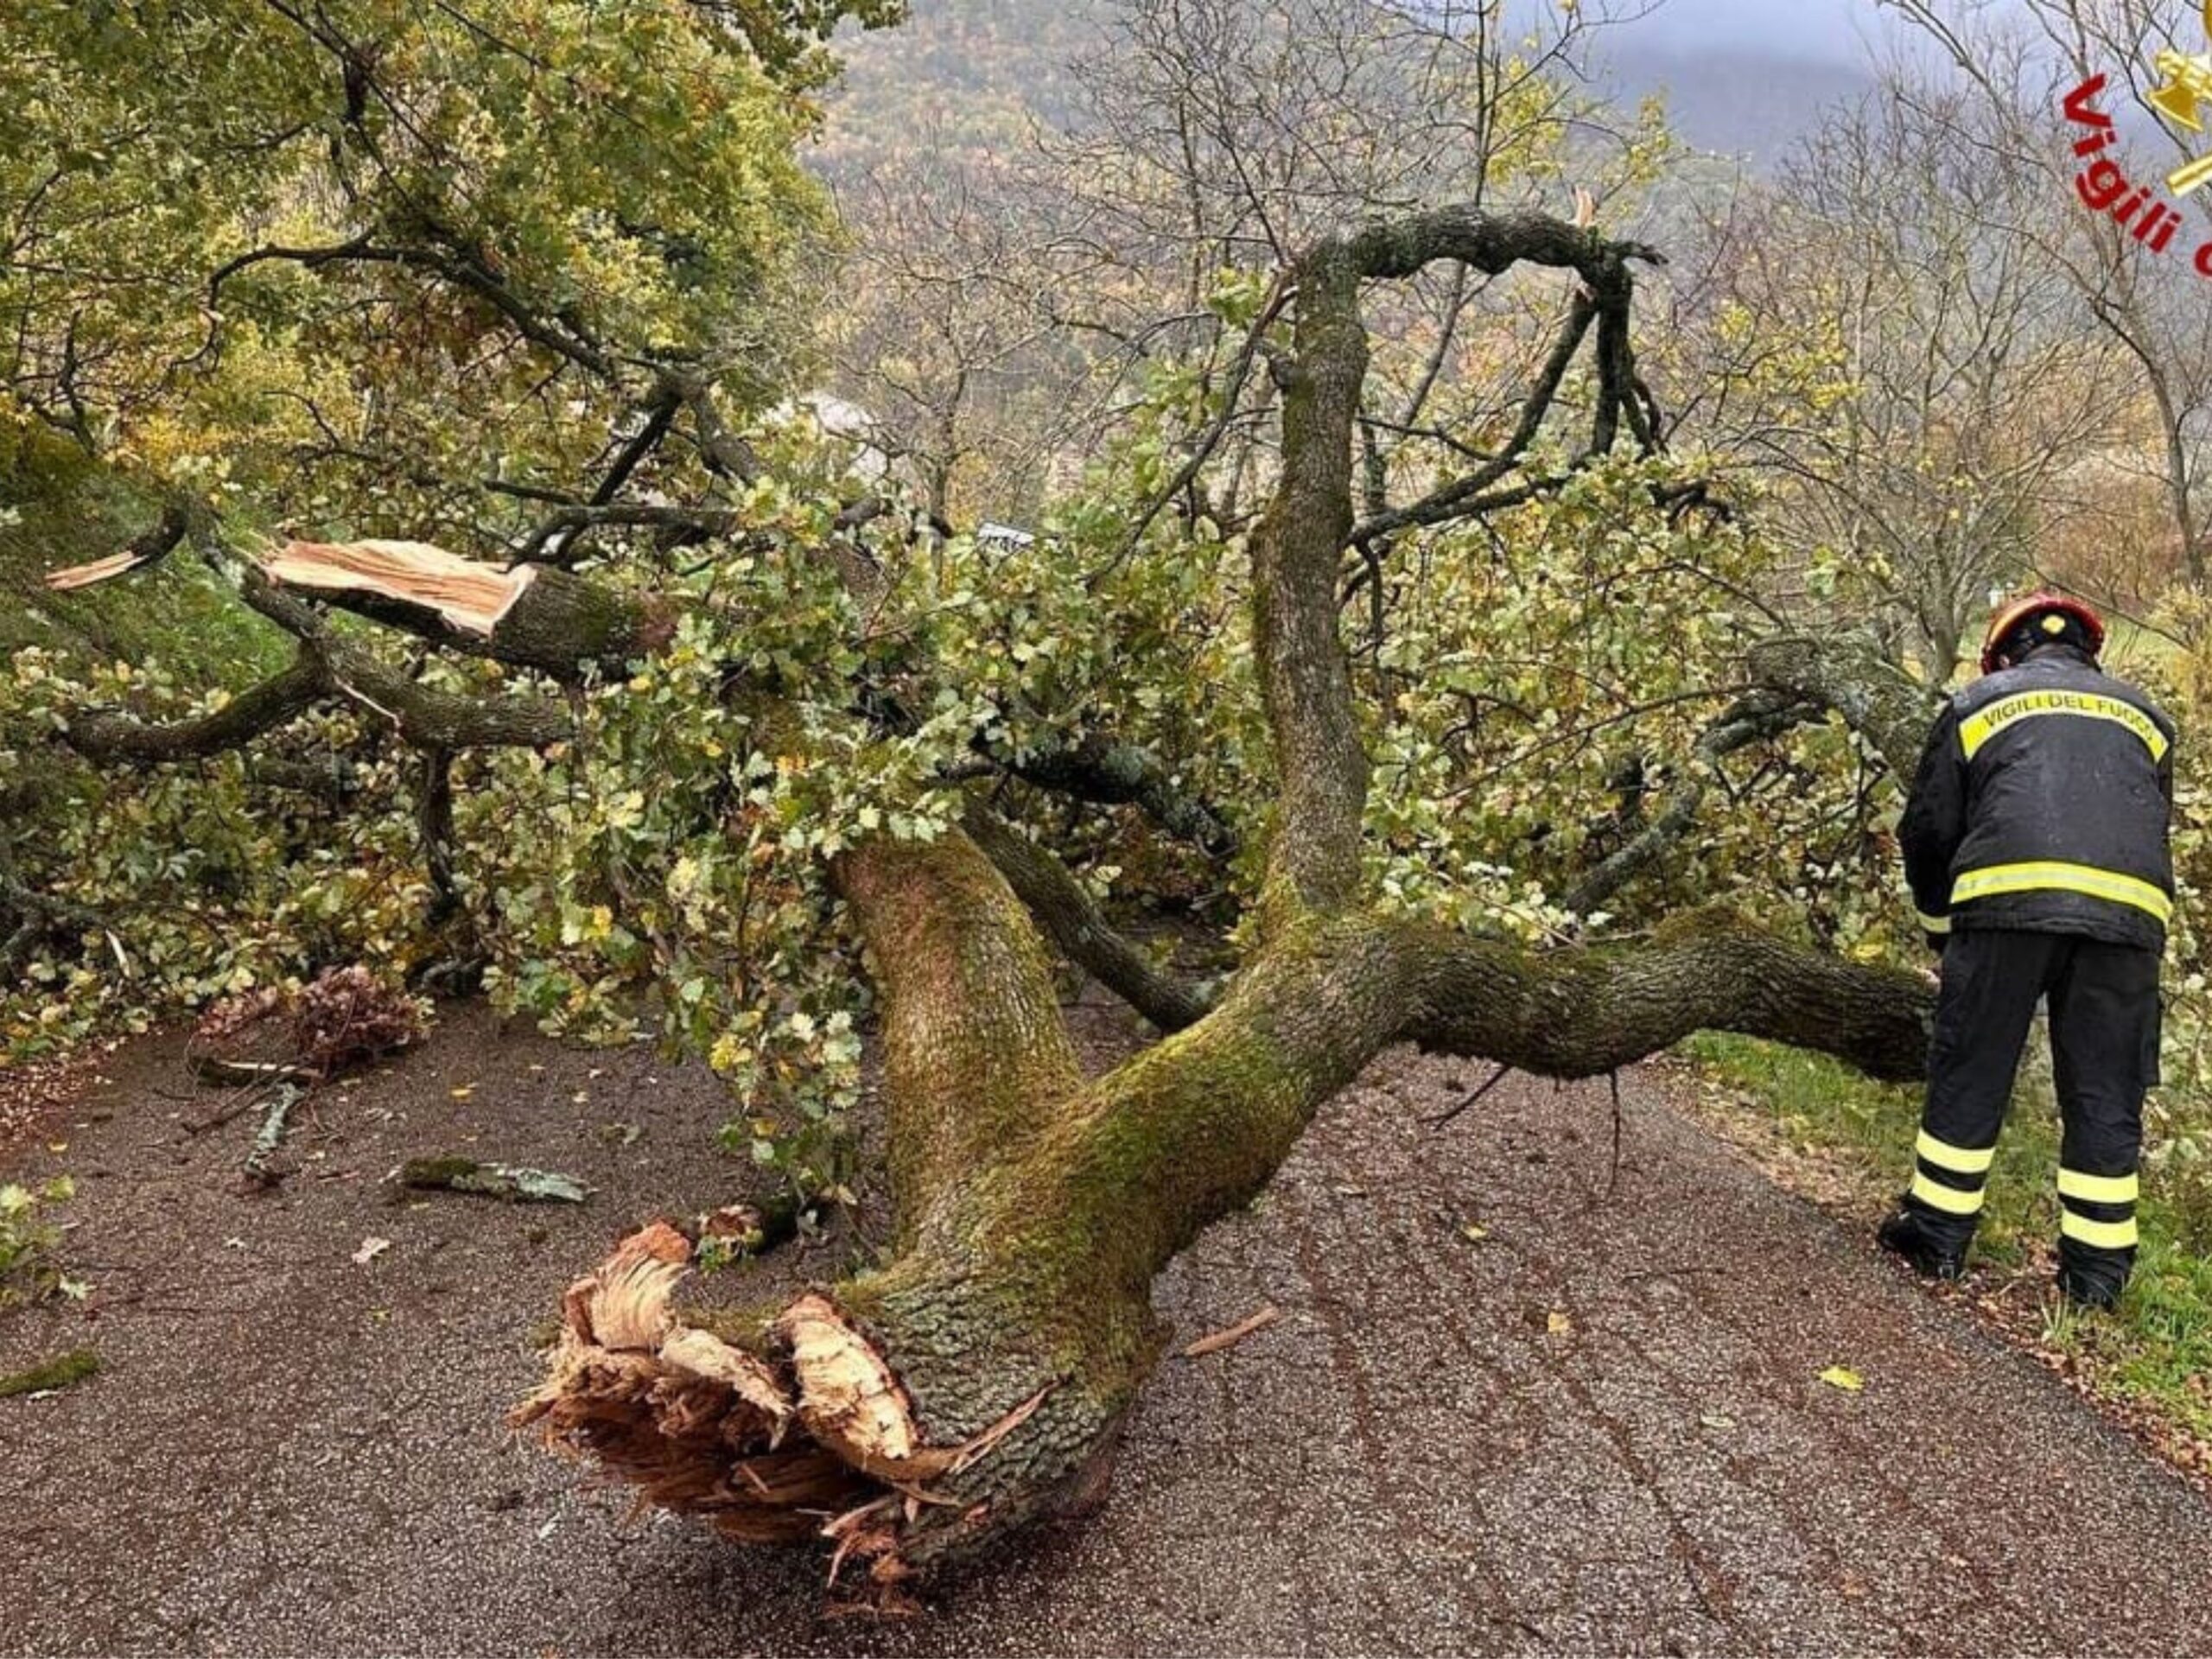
left=41, top=499, right=191, bottom=590
left=253, top=536, right=674, bottom=683
left=261, top=539, right=538, bottom=636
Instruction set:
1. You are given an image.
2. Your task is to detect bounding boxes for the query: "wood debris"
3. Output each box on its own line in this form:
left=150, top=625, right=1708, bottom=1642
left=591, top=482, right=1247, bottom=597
left=397, top=1157, right=588, bottom=1204
left=241, top=1083, right=304, bottom=1188
left=1180, top=1304, right=1281, bottom=1358
left=43, top=550, right=151, bottom=591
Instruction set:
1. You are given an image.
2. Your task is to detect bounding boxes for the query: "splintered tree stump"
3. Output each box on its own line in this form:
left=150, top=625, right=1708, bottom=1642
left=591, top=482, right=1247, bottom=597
left=514, top=1223, right=1022, bottom=1580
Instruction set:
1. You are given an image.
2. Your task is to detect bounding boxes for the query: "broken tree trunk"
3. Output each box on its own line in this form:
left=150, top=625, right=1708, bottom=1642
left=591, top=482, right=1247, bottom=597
left=517, top=828, right=1931, bottom=1579
left=514, top=207, right=1938, bottom=1585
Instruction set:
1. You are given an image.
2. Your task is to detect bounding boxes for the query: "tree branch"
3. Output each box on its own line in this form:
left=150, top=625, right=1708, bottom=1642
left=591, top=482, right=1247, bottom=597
left=1745, top=633, right=1940, bottom=784
left=963, top=804, right=1216, bottom=1033
left=834, top=829, right=1081, bottom=1221
left=1001, top=733, right=1239, bottom=860
left=60, top=652, right=330, bottom=764
left=1563, top=695, right=1815, bottom=915
left=1251, top=207, right=1664, bottom=917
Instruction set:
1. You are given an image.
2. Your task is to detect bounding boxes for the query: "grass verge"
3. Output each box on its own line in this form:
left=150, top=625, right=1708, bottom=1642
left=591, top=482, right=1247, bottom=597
left=1678, top=1031, right=2212, bottom=1478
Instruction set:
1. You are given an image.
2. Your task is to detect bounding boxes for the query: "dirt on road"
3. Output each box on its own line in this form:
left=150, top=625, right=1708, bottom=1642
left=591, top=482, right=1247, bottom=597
left=4, top=999, right=2210, bottom=1657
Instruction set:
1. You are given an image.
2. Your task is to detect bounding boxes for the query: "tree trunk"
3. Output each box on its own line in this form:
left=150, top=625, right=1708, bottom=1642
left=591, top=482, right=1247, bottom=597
left=511, top=207, right=1941, bottom=1590
left=516, top=830, right=1931, bottom=1586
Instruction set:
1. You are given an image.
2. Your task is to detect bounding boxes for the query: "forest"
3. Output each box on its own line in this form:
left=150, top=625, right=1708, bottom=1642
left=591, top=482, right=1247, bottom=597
left=5, top=0, right=2212, bottom=1649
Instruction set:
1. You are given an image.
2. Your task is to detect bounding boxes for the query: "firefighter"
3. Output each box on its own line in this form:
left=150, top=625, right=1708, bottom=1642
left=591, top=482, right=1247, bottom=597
left=1881, top=592, right=2176, bottom=1309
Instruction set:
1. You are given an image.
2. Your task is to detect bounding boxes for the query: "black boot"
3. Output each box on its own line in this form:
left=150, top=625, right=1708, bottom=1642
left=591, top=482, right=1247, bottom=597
left=2056, top=1242, right=2131, bottom=1311
left=1878, top=1204, right=1969, bottom=1281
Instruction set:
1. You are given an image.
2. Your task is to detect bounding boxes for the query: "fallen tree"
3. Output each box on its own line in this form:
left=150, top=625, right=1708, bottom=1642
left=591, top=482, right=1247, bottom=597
left=492, top=209, right=1936, bottom=1581
left=34, top=186, right=1937, bottom=1584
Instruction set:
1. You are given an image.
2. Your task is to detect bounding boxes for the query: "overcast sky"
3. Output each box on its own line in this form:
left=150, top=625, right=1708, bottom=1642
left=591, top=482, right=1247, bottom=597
left=1605, top=0, right=1907, bottom=61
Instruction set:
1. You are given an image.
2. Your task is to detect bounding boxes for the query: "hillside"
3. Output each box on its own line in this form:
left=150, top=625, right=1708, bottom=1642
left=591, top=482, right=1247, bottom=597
left=819, top=0, right=1876, bottom=183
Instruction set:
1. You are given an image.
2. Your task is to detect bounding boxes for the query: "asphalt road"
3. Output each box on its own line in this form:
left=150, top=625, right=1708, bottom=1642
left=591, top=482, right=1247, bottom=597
left=5, top=1002, right=2210, bottom=1656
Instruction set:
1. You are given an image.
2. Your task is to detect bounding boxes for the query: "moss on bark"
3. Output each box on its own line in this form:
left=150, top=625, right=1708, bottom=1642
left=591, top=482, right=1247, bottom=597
left=0, top=1348, right=99, bottom=1399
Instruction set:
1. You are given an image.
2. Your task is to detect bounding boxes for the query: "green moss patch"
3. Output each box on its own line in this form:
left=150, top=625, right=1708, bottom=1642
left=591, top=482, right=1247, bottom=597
left=0, top=1347, right=100, bottom=1399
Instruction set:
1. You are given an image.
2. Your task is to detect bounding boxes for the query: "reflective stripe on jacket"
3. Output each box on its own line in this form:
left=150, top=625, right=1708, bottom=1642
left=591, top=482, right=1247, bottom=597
left=1899, top=645, right=2177, bottom=951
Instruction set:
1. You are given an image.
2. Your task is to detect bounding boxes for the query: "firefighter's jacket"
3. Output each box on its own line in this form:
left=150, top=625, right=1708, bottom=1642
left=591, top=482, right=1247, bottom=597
left=1901, top=645, right=2177, bottom=953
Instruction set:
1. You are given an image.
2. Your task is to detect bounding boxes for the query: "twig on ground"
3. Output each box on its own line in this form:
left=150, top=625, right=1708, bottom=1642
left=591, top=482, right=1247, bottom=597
left=1427, top=1061, right=1515, bottom=1129
left=1606, top=1069, right=1625, bottom=1199
left=1181, top=1304, right=1281, bottom=1358
left=397, top=1157, right=589, bottom=1203
left=242, top=1083, right=304, bottom=1188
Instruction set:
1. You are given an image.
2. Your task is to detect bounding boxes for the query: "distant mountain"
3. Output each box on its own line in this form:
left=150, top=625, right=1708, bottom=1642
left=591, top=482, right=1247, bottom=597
left=1603, top=45, right=1878, bottom=167
left=821, top=2, right=1879, bottom=185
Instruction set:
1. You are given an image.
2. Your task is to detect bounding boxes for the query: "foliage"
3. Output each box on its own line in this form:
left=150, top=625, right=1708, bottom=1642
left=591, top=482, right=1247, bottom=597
left=0, top=1174, right=85, bottom=1307
left=0, top=0, right=836, bottom=550
left=0, top=647, right=434, bottom=1057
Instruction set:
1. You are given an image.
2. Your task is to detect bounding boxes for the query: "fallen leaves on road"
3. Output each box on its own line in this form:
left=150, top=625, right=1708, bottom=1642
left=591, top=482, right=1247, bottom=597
left=352, top=1236, right=391, bottom=1266
left=1819, top=1365, right=1865, bottom=1393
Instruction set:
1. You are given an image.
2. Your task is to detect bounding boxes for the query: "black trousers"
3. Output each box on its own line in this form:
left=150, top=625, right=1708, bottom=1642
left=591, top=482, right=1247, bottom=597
left=1906, top=929, right=2159, bottom=1289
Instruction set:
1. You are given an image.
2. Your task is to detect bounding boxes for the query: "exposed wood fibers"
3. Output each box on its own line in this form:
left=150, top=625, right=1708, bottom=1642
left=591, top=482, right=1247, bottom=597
left=259, top=538, right=537, bottom=634
left=512, top=1224, right=1052, bottom=1583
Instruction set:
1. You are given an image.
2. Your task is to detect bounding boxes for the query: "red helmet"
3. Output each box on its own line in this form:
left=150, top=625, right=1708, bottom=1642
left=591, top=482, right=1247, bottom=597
left=1980, top=591, right=2106, bottom=676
